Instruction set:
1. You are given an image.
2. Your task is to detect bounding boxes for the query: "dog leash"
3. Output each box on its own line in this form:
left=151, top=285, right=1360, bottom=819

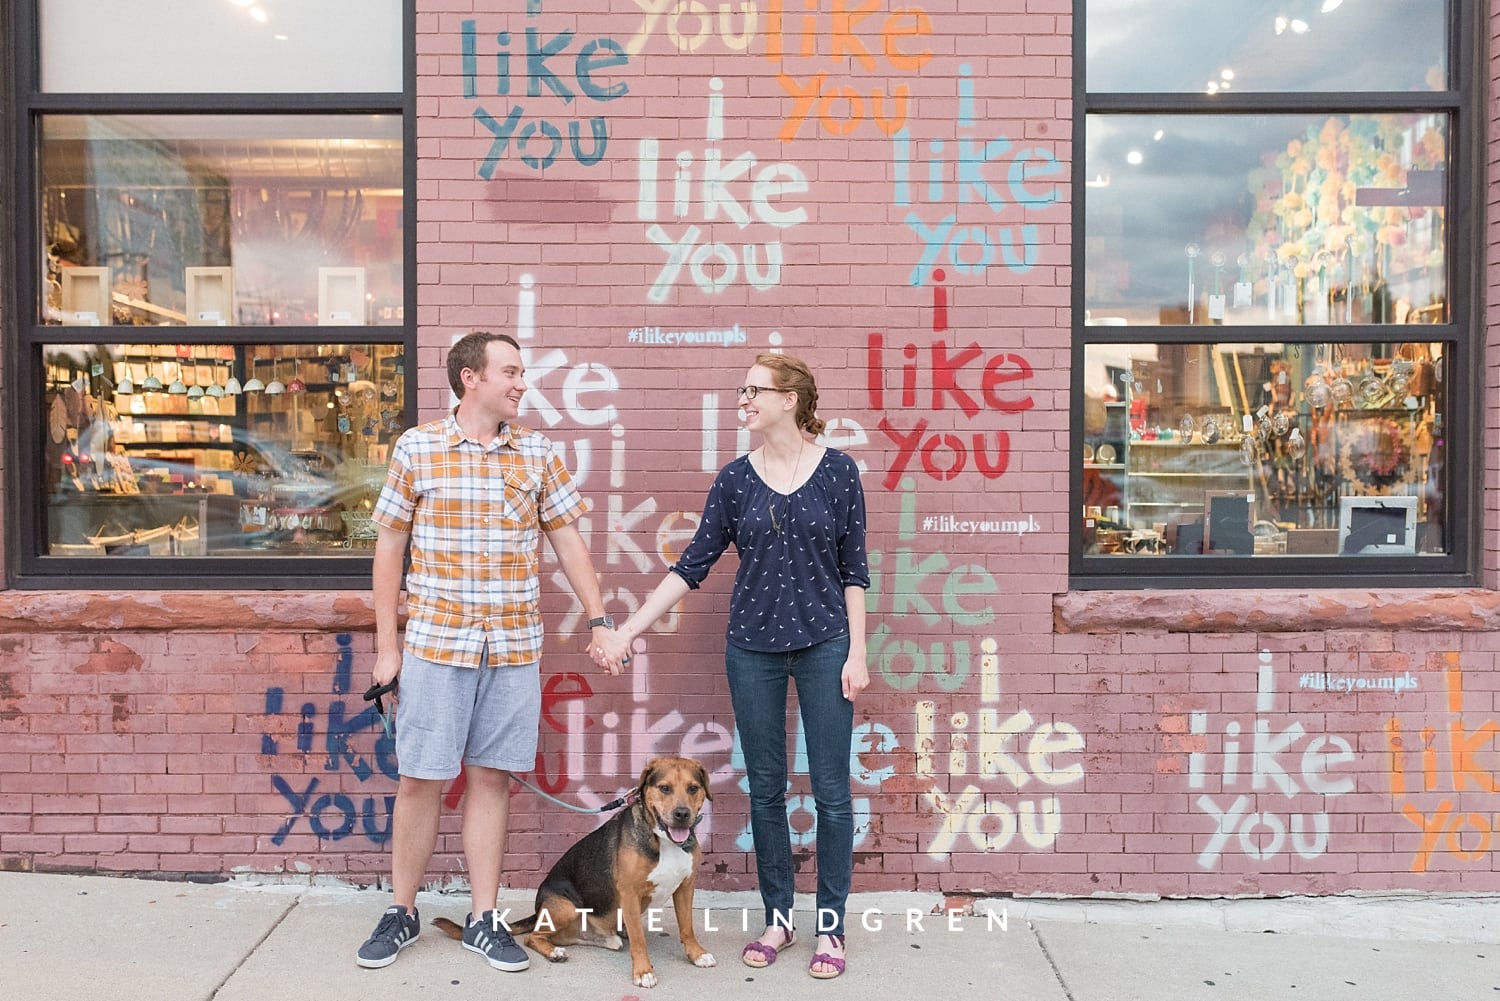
left=511, top=776, right=638, bottom=815
left=362, top=681, right=637, bottom=815
left=362, top=680, right=398, bottom=738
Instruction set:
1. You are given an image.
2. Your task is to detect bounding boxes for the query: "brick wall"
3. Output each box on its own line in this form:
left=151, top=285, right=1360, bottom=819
left=2, top=1, right=1497, bottom=898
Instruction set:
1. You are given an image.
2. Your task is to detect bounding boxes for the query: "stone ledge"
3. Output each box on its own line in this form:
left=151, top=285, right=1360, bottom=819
left=7, top=588, right=1497, bottom=636
left=0, top=591, right=378, bottom=633
left=1054, top=588, right=1500, bottom=633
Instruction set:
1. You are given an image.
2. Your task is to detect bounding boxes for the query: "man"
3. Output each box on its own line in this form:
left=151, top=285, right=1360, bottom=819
left=356, top=331, right=622, bottom=971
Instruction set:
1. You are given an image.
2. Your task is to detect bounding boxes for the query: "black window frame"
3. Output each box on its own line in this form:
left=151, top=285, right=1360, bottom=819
left=1070, top=1, right=1484, bottom=590
left=2, top=0, right=417, bottom=590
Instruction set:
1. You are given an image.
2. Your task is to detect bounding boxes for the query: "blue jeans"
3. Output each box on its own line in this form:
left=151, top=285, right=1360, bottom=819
left=726, top=634, right=853, bottom=937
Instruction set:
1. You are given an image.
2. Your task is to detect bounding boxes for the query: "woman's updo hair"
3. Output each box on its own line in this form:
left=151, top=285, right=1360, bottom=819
left=756, top=352, right=826, bottom=436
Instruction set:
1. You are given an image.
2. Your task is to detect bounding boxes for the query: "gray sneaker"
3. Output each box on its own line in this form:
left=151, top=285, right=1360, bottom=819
left=462, top=910, right=530, bottom=971
left=356, top=905, right=420, bottom=968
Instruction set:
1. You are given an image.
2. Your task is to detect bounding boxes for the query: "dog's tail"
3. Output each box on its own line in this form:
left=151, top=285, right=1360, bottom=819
left=431, top=914, right=539, bottom=940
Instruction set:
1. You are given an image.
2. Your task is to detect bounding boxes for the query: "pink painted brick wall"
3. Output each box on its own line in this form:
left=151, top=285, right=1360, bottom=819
left=1, top=1, right=1498, bottom=899
left=6, top=612, right=1497, bottom=892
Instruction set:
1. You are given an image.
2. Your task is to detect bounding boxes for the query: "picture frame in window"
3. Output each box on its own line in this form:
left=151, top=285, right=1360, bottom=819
left=60, top=266, right=110, bottom=325
left=1203, top=490, right=1254, bottom=555
left=185, top=267, right=234, bottom=325
left=319, top=267, right=366, bottom=325
left=1338, top=496, right=1418, bottom=555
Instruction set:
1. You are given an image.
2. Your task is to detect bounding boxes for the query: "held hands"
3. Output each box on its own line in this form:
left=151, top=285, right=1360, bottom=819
left=589, top=625, right=633, bottom=675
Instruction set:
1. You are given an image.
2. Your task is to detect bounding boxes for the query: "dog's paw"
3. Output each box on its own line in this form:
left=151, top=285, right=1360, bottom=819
left=548, top=947, right=568, bottom=963
left=633, top=970, right=659, bottom=989
left=604, top=934, right=624, bottom=950
left=693, top=952, right=717, bottom=968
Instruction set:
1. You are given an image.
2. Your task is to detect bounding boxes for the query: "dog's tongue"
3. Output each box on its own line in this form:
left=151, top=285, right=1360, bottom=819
left=668, top=825, right=692, bottom=844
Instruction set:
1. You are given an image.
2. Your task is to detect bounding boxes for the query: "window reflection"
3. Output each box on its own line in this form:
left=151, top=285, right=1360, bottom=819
left=1086, top=0, right=1447, bottom=93
left=39, top=0, right=403, bottom=94
left=40, top=115, right=404, bottom=327
left=44, top=342, right=405, bottom=557
left=1086, top=114, right=1447, bottom=326
left=1080, top=341, right=1446, bottom=558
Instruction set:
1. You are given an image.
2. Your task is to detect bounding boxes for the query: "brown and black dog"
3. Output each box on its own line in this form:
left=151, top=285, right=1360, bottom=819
left=434, top=756, right=715, bottom=988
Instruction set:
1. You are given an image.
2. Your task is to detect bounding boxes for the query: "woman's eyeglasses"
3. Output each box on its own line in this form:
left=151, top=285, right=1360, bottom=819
left=735, top=385, right=787, bottom=400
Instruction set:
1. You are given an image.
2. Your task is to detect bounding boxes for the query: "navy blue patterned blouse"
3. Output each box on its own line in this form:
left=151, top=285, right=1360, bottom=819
left=670, top=447, right=870, bottom=653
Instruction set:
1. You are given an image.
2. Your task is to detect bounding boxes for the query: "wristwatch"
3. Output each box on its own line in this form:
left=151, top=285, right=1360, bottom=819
left=587, top=615, right=614, bottom=629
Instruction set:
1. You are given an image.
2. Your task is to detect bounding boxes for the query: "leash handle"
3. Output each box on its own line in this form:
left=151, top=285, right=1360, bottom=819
left=362, top=680, right=398, bottom=701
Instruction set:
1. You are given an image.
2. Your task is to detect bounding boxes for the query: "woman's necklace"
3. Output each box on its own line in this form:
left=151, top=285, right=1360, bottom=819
left=766, top=436, right=805, bottom=535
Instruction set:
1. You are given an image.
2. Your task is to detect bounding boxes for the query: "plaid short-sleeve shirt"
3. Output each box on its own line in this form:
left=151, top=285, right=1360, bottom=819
left=372, top=414, right=586, bottom=668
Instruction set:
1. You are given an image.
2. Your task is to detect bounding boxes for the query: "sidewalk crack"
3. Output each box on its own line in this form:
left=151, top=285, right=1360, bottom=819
left=1030, top=922, right=1076, bottom=1001
left=207, top=895, right=301, bottom=999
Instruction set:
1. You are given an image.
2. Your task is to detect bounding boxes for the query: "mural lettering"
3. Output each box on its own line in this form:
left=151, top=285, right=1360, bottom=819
left=520, top=347, right=622, bottom=429
left=764, top=0, right=932, bottom=141
left=626, top=0, right=759, bottom=55
left=637, top=78, right=809, bottom=301
left=261, top=634, right=397, bottom=847
left=919, top=640, right=1085, bottom=854
left=867, top=478, right=996, bottom=690
left=866, top=332, right=1035, bottom=491
left=515, top=316, right=703, bottom=622
left=894, top=64, right=1062, bottom=285
left=463, top=2, right=629, bottom=176
left=1386, top=666, right=1500, bottom=873
left=1187, top=651, right=1354, bottom=868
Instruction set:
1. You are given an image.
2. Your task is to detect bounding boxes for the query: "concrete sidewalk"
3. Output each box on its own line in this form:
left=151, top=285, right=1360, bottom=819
left=2, top=870, right=1498, bottom=1001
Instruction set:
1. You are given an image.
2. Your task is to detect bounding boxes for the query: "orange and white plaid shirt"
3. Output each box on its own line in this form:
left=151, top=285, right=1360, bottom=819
left=372, top=414, right=586, bottom=669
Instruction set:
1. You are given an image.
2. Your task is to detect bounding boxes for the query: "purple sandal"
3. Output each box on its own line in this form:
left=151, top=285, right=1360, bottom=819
left=741, top=929, right=795, bottom=968
left=808, top=934, right=846, bottom=979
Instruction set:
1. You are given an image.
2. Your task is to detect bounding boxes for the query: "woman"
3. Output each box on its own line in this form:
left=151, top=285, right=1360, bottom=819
left=598, top=352, right=869, bottom=980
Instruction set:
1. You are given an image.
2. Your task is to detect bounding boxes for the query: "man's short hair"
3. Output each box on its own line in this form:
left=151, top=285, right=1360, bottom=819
left=449, top=331, right=521, bottom=398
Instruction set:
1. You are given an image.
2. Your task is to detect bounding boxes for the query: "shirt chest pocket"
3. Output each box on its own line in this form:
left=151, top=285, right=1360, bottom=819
left=498, top=468, right=541, bottom=525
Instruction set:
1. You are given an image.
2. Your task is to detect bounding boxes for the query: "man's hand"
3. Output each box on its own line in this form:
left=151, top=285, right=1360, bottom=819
left=589, top=626, right=632, bottom=675
left=372, top=649, right=402, bottom=688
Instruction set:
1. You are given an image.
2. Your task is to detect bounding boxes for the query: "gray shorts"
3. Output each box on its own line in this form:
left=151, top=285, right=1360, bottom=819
left=393, top=650, right=540, bottom=779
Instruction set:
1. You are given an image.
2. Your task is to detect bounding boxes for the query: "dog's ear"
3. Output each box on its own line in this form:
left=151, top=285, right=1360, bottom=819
left=637, top=758, right=662, bottom=798
left=694, top=761, right=712, bottom=800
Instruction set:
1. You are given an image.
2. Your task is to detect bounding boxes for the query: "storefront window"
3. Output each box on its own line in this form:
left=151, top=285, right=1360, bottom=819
left=1085, top=113, right=1447, bottom=328
left=11, top=0, right=411, bottom=587
left=43, top=342, right=402, bottom=558
left=1076, top=1, right=1474, bottom=586
left=1081, top=340, right=1447, bottom=558
left=38, top=0, right=402, bottom=94
left=1086, top=0, right=1446, bottom=93
left=39, top=115, right=404, bottom=328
